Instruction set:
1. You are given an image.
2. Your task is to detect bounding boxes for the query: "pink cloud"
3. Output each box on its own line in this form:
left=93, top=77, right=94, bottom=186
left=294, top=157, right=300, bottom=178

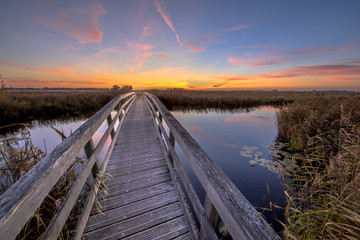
left=128, top=42, right=154, bottom=51
left=224, top=25, right=249, bottom=32
left=224, top=115, right=273, bottom=123
left=188, top=126, right=203, bottom=134
left=189, top=47, right=206, bottom=52
left=35, top=2, right=106, bottom=43
left=154, top=0, right=182, bottom=46
left=326, top=77, right=360, bottom=81
left=260, top=63, right=360, bottom=78
left=217, top=76, right=251, bottom=81
left=127, top=52, right=171, bottom=75
left=227, top=57, right=289, bottom=67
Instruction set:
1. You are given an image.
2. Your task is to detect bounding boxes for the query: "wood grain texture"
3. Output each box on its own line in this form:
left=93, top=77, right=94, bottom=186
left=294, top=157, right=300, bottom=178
left=83, top=97, right=190, bottom=240
left=144, top=93, right=280, bottom=240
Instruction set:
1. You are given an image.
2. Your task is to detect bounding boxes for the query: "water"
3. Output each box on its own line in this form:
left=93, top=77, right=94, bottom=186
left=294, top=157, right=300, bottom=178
left=171, top=106, right=285, bottom=232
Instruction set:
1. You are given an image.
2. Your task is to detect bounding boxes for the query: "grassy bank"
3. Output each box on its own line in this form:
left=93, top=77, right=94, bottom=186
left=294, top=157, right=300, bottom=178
left=0, top=90, right=130, bottom=124
left=276, top=95, right=360, bottom=239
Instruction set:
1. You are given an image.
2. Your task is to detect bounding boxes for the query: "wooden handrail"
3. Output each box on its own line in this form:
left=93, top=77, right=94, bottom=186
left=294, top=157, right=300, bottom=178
left=144, top=93, right=280, bottom=240
left=0, top=92, right=136, bottom=240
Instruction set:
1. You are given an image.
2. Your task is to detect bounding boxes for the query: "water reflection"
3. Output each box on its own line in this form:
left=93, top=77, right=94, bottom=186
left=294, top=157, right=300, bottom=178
left=171, top=106, right=285, bottom=233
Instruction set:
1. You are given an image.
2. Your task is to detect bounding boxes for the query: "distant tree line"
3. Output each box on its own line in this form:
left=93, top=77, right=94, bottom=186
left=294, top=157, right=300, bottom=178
left=112, top=85, right=133, bottom=91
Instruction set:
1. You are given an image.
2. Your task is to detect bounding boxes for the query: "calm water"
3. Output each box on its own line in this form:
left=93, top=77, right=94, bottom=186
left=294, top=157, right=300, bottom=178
left=172, top=106, right=285, bottom=232
left=1, top=106, right=285, bottom=232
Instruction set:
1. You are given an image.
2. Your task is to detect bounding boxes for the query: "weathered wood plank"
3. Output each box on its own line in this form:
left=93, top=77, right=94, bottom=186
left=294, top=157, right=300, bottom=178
left=121, top=217, right=189, bottom=240
left=82, top=98, right=191, bottom=240
left=71, top=96, right=136, bottom=240
left=84, top=202, right=184, bottom=240
left=93, top=182, right=175, bottom=213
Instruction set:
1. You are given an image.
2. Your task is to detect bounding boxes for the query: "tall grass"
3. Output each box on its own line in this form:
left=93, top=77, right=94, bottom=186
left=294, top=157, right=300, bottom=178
left=277, top=95, right=360, bottom=239
left=0, top=90, right=129, bottom=124
left=147, top=89, right=358, bottom=112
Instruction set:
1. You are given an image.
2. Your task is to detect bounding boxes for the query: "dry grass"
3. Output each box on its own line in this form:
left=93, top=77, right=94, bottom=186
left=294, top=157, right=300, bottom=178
left=0, top=90, right=129, bottom=124
left=276, top=95, right=360, bottom=239
left=146, top=89, right=358, bottom=112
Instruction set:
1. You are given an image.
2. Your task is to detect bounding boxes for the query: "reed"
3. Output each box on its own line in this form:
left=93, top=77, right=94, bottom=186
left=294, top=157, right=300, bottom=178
left=146, top=89, right=358, bottom=111
left=0, top=90, right=129, bottom=124
left=276, top=95, right=360, bottom=239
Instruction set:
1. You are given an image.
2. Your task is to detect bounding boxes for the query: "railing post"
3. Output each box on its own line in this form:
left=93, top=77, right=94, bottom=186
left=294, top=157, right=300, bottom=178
left=168, top=131, right=176, bottom=167
left=84, top=139, right=100, bottom=178
left=199, top=194, right=219, bottom=240
left=107, top=115, right=115, bottom=139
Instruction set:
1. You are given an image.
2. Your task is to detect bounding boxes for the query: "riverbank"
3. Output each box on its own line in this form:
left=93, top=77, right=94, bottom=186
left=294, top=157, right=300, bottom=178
left=0, top=89, right=130, bottom=124
left=147, top=89, right=358, bottom=111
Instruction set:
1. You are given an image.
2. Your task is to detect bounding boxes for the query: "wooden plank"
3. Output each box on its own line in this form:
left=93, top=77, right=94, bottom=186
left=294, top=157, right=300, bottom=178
left=144, top=96, right=199, bottom=239
left=145, top=93, right=280, bottom=240
left=93, top=182, right=175, bottom=213
left=85, top=188, right=179, bottom=232
left=71, top=96, right=136, bottom=240
left=121, top=217, right=189, bottom=240
left=0, top=92, right=135, bottom=240
left=82, top=98, right=191, bottom=240
left=84, top=202, right=184, bottom=240
left=103, top=167, right=169, bottom=186
left=98, top=172, right=172, bottom=199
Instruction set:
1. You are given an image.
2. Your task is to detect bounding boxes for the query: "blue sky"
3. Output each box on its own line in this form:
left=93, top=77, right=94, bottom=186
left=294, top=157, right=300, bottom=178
left=0, top=0, right=360, bottom=90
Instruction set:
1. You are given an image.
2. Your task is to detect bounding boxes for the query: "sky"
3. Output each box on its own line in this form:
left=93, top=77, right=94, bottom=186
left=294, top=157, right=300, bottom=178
left=1, top=0, right=360, bottom=90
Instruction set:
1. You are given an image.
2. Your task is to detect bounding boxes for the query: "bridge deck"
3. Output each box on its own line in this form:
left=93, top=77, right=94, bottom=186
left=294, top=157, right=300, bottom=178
left=83, top=97, right=191, bottom=240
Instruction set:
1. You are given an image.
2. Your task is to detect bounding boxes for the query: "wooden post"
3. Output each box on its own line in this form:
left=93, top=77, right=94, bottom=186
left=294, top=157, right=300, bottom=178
left=168, top=131, right=176, bottom=167
left=107, top=115, right=115, bottom=139
left=199, top=193, right=219, bottom=240
left=84, top=139, right=100, bottom=178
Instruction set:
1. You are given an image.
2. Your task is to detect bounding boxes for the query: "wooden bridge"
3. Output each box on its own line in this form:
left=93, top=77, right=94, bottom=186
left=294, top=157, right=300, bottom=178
left=0, top=92, right=280, bottom=240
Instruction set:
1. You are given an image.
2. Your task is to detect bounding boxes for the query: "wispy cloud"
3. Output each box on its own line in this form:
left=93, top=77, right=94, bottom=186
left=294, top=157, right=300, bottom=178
left=127, top=41, right=171, bottom=75
left=154, top=0, right=182, bottom=46
left=35, top=2, right=106, bottom=43
left=207, top=25, right=248, bottom=36
left=217, top=76, right=251, bottom=81
left=260, top=63, right=360, bottom=78
left=128, top=41, right=154, bottom=51
left=227, top=57, right=290, bottom=67
left=326, top=77, right=360, bottom=81
left=236, top=44, right=272, bottom=49
left=189, top=47, right=206, bottom=52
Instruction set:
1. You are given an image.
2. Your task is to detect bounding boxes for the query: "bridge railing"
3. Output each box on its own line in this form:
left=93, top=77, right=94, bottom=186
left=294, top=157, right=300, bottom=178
left=0, top=92, right=136, bottom=240
left=144, top=93, right=280, bottom=240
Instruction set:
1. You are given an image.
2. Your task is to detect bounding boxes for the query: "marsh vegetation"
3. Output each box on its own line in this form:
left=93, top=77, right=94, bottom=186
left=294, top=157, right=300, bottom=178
left=0, top=89, right=130, bottom=124
left=1, top=89, right=359, bottom=239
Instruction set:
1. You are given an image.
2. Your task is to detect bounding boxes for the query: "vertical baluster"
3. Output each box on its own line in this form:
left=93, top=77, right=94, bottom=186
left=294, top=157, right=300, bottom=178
left=168, top=131, right=176, bottom=167
left=84, top=139, right=100, bottom=178
left=200, top=193, right=219, bottom=240
left=107, top=115, right=115, bottom=139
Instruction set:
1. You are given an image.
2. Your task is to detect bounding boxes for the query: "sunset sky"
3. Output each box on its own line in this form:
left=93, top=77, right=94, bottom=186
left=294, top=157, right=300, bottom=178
left=1, top=0, right=360, bottom=90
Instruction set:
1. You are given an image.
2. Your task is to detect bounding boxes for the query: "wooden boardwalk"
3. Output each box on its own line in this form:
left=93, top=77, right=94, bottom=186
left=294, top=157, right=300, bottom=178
left=0, top=92, right=279, bottom=240
left=83, top=98, right=191, bottom=239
